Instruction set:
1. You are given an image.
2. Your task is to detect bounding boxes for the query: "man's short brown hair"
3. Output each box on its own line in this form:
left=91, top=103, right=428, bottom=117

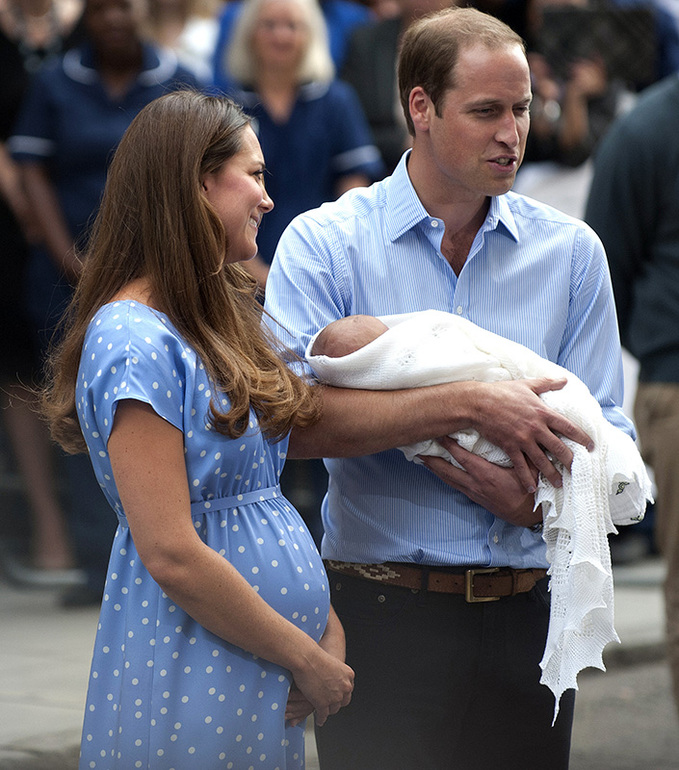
left=398, top=7, right=525, bottom=135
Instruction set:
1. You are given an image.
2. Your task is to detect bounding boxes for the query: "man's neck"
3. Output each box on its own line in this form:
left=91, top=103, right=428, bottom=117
left=406, top=150, right=491, bottom=274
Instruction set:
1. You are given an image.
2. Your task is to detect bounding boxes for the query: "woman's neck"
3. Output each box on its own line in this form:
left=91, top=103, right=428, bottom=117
left=109, top=277, right=155, bottom=307
left=96, top=41, right=144, bottom=98
left=256, top=69, right=298, bottom=123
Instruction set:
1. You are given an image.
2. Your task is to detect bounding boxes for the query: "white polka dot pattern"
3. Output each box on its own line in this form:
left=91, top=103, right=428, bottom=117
left=76, top=302, right=328, bottom=768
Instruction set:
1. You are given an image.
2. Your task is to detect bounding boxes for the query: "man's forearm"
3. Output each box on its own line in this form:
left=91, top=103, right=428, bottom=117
left=289, top=377, right=594, bottom=494
left=288, top=381, right=480, bottom=460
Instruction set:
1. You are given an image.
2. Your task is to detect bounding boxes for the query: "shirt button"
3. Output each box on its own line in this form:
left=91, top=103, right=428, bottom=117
left=493, top=534, right=499, bottom=544
left=431, top=220, right=439, bottom=227
left=456, top=306, right=463, bottom=315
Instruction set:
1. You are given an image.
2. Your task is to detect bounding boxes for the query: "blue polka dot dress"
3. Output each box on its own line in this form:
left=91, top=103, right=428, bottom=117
left=75, top=301, right=329, bottom=770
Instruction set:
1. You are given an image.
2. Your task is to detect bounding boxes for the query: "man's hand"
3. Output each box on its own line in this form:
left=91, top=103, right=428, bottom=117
left=419, top=438, right=542, bottom=527
left=468, top=377, right=592, bottom=493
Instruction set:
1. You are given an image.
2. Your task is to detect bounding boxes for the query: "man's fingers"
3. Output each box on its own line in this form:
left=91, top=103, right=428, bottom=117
left=505, top=450, right=542, bottom=493
left=528, top=379, right=594, bottom=452
left=529, top=376, right=568, bottom=395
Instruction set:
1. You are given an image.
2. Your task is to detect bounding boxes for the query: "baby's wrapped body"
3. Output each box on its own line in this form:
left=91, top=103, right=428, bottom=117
left=308, top=309, right=652, bottom=718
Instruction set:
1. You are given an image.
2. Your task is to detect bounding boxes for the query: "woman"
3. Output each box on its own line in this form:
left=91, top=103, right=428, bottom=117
left=9, top=0, right=199, bottom=605
left=42, top=90, right=353, bottom=768
left=0, top=0, right=83, bottom=584
left=224, top=0, right=383, bottom=286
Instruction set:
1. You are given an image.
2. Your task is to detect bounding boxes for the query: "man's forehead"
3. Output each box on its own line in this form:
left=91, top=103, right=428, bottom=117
left=446, top=42, right=530, bottom=90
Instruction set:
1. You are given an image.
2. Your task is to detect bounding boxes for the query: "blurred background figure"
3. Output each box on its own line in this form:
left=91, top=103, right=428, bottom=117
left=522, top=0, right=627, bottom=169
left=145, top=0, right=223, bottom=83
left=471, top=0, right=677, bottom=173
left=507, top=0, right=677, bottom=237
left=0, top=0, right=83, bottom=587
left=8, top=0, right=199, bottom=606
left=212, top=0, right=374, bottom=92
left=584, top=71, right=679, bottom=720
left=341, top=0, right=455, bottom=176
left=225, top=0, right=383, bottom=286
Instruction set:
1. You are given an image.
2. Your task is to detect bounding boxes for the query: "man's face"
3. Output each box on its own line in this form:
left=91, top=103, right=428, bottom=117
left=422, top=42, right=531, bottom=203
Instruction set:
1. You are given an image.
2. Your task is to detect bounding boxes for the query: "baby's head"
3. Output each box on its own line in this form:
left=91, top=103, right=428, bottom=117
left=311, top=315, right=389, bottom=358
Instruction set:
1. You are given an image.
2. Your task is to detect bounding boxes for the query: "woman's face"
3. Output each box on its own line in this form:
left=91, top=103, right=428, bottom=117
left=201, top=126, right=274, bottom=264
left=251, top=0, right=309, bottom=74
left=84, top=0, right=145, bottom=58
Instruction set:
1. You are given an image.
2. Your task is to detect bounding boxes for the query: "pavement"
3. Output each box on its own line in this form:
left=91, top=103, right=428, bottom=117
left=0, top=549, right=670, bottom=770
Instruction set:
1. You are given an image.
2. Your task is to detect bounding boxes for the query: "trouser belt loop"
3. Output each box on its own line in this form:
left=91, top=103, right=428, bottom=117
left=420, top=565, right=430, bottom=594
left=511, top=569, right=519, bottom=596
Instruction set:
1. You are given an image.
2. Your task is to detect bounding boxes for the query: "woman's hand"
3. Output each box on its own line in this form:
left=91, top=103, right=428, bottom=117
left=285, top=605, right=348, bottom=727
left=289, top=646, right=354, bottom=727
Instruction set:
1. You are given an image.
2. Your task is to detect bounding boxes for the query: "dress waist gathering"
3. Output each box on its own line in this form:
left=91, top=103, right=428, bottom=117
left=114, top=484, right=283, bottom=525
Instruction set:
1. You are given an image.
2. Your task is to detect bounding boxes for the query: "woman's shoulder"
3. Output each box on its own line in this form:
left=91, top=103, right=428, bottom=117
left=89, top=300, right=169, bottom=333
left=79, top=301, right=190, bottom=437
left=85, top=301, right=190, bottom=359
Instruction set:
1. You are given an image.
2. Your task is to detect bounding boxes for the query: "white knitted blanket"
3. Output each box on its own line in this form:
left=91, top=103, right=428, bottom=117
left=307, top=309, right=652, bottom=719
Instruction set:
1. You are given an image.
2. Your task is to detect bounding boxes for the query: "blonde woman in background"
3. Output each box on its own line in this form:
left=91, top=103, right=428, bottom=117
left=224, top=0, right=383, bottom=288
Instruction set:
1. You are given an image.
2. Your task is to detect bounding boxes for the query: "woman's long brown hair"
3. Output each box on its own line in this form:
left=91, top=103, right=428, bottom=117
left=42, top=90, right=319, bottom=454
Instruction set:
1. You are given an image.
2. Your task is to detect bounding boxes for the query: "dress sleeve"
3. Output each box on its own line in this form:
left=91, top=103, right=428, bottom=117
left=79, top=305, right=190, bottom=446
left=328, top=80, right=385, bottom=181
left=7, top=67, right=57, bottom=163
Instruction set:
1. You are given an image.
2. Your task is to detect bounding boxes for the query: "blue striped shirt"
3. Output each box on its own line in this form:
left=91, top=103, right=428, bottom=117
left=265, top=151, right=633, bottom=569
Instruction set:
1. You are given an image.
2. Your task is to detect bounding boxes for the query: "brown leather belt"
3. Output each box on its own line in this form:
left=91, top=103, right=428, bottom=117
left=325, top=560, right=548, bottom=603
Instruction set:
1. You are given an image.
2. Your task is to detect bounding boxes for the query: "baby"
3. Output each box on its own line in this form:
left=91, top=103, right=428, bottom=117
left=307, top=310, right=650, bottom=524
left=306, top=309, right=649, bottom=521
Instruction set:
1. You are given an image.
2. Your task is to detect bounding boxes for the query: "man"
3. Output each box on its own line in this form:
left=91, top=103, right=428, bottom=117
left=265, top=7, right=632, bottom=768
left=585, top=72, right=679, bottom=720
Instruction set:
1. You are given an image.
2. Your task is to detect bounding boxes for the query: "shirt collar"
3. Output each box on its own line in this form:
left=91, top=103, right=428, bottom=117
left=384, top=150, right=431, bottom=242
left=63, top=42, right=175, bottom=86
left=384, top=149, right=520, bottom=244
left=487, top=193, right=520, bottom=243
left=236, top=80, right=331, bottom=107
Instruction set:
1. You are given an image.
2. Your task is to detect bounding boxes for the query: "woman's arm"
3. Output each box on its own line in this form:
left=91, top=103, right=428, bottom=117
left=0, top=144, right=38, bottom=240
left=108, top=398, right=354, bottom=725
left=20, top=162, right=80, bottom=281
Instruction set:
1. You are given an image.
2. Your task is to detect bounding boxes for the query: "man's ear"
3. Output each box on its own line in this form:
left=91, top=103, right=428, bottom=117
left=409, top=86, right=434, bottom=133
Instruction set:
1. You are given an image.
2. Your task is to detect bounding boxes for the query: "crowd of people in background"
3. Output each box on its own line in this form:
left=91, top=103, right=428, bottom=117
left=1, top=0, right=679, bottom=765
left=0, top=0, right=675, bottom=684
